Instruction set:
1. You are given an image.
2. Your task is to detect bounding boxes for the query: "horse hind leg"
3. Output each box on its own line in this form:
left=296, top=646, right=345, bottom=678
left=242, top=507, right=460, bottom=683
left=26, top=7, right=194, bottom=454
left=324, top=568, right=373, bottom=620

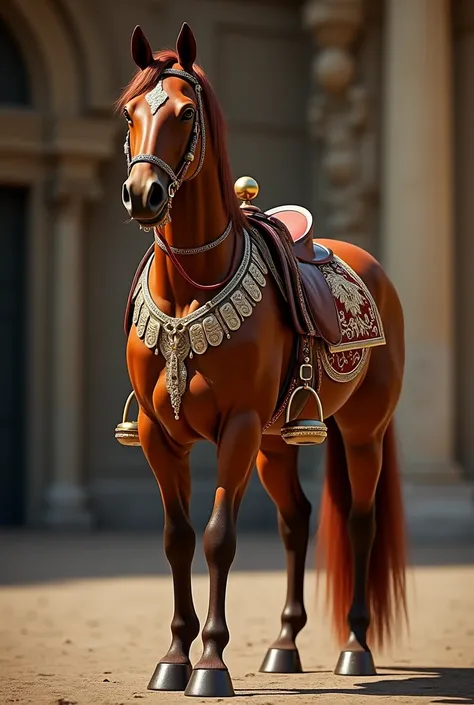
left=256, top=435, right=312, bottom=673
left=318, top=414, right=407, bottom=676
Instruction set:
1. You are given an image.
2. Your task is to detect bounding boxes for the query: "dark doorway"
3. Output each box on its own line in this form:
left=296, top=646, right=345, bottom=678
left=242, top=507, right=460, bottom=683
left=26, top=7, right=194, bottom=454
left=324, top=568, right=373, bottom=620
left=0, top=18, right=32, bottom=106
left=0, top=187, right=28, bottom=525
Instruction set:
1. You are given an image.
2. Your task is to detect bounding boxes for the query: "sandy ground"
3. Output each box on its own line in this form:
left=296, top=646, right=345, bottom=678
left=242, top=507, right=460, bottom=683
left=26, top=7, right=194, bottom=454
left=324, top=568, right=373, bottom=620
left=1, top=532, right=474, bottom=705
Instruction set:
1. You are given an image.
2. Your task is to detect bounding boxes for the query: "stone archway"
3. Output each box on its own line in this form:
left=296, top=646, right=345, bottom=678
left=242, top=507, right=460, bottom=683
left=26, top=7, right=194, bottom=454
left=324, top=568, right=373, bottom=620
left=0, top=0, right=118, bottom=526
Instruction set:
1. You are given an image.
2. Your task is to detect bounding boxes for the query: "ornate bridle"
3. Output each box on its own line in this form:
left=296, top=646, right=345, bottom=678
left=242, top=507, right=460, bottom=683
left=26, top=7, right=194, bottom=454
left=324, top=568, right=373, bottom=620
left=124, top=67, right=207, bottom=230
left=124, top=66, right=239, bottom=292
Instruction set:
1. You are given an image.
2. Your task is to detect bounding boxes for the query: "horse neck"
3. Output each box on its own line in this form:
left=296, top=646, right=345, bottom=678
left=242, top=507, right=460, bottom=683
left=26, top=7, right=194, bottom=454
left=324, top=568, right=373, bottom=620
left=149, top=151, right=240, bottom=313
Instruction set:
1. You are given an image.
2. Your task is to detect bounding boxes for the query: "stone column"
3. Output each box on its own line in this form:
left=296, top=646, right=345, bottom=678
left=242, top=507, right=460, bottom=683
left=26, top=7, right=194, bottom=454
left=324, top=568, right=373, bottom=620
left=381, top=0, right=459, bottom=481
left=453, top=3, right=474, bottom=480
left=44, top=186, right=93, bottom=529
left=302, top=0, right=375, bottom=522
left=303, top=0, right=376, bottom=252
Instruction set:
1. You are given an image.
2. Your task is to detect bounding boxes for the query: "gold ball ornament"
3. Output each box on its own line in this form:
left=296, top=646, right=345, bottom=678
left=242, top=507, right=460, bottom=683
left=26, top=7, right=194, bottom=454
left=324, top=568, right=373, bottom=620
left=234, top=176, right=259, bottom=207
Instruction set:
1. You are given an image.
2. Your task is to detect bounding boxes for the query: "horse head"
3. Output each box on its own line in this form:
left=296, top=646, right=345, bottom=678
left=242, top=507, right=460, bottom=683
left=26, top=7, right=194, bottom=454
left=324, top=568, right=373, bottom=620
left=121, top=23, right=205, bottom=229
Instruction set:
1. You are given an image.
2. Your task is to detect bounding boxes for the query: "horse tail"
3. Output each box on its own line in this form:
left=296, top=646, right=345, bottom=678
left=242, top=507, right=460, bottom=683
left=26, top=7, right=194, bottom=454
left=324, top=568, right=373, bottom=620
left=316, top=416, right=407, bottom=649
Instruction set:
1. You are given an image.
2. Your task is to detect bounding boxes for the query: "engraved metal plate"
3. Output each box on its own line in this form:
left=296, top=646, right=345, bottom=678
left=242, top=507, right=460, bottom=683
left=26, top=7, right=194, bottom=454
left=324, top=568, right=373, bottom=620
left=146, top=80, right=169, bottom=115
left=231, top=289, right=253, bottom=318
left=203, top=315, right=224, bottom=347
left=136, top=305, right=150, bottom=337
left=144, top=317, right=160, bottom=349
left=249, top=262, right=266, bottom=287
left=189, top=323, right=208, bottom=355
left=219, top=302, right=241, bottom=331
left=133, top=290, right=144, bottom=325
left=242, top=274, right=262, bottom=302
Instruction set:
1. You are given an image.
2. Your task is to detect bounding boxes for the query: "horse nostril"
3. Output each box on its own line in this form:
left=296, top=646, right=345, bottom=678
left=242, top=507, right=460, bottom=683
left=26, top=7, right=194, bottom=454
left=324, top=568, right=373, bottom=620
left=148, top=181, right=165, bottom=211
left=122, top=182, right=131, bottom=205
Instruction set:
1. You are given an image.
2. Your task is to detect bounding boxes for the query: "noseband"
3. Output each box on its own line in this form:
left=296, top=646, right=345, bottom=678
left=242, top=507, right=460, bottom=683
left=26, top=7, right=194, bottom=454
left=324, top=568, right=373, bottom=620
left=124, top=67, right=206, bottom=229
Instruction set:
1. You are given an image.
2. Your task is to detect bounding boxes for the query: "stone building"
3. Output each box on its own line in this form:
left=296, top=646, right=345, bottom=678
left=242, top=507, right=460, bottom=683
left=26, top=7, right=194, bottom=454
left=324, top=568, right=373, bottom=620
left=0, top=0, right=472, bottom=537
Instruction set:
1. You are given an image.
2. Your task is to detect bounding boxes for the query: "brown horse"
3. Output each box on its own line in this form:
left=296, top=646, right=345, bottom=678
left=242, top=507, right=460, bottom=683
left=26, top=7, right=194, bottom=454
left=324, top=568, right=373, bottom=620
left=116, top=22, right=407, bottom=698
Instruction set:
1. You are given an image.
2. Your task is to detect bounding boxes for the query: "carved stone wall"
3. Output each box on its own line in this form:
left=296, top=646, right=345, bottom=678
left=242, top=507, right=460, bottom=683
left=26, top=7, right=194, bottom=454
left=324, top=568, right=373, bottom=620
left=0, top=0, right=117, bottom=527
left=303, top=0, right=380, bottom=254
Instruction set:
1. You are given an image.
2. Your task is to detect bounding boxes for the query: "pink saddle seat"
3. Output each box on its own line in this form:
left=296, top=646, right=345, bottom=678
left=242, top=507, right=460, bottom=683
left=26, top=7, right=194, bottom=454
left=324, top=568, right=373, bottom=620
left=265, top=205, right=332, bottom=265
left=266, top=205, right=312, bottom=243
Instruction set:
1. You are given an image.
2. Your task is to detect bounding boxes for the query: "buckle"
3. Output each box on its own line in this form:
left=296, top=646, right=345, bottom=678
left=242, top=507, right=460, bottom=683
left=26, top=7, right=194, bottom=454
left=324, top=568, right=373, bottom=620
left=299, top=363, right=313, bottom=383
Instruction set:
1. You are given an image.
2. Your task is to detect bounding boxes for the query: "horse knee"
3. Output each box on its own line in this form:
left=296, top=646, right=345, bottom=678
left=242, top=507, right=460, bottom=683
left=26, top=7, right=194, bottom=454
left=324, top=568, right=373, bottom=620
left=203, top=496, right=236, bottom=571
left=344, top=439, right=383, bottom=511
left=164, top=516, right=196, bottom=566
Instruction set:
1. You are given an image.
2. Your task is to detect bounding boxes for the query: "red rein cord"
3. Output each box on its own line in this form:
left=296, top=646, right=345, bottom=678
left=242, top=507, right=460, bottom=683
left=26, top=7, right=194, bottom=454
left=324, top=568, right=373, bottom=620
left=154, top=227, right=239, bottom=291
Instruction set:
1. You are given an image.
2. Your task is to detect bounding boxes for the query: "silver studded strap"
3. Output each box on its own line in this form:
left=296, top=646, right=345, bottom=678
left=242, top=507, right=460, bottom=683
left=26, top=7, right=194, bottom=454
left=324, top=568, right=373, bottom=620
left=153, top=219, right=232, bottom=256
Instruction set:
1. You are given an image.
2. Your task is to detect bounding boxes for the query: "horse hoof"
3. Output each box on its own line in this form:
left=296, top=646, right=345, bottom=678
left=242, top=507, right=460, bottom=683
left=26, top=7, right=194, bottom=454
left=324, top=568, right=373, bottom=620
left=334, top=648, right=376, bottom=676
left=184, top=668, right=235, bottom=698
left=147, top=662, right=192, bottom=691
left=259, top=647, right=303, bottom=673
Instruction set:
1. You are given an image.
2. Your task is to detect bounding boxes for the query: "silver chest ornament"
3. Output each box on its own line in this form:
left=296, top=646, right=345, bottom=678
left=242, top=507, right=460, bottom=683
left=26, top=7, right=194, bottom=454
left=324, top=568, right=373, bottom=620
left=131, top=229, right=267, bottom=420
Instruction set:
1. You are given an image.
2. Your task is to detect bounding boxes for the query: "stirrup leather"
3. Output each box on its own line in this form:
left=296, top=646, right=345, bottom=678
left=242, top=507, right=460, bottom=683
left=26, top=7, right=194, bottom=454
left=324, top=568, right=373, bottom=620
left=281, top=360, right=327, bottom=446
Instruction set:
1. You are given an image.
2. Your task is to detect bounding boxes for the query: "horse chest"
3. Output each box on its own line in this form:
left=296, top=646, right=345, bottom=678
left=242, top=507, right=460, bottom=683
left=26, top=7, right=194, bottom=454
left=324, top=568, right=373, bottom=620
left=132, top=336, right=267, bottom=441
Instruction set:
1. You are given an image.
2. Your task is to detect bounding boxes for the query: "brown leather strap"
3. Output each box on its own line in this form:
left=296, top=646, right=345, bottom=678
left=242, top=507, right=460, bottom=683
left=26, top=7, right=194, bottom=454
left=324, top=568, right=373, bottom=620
left=288, top=336, right=318, bottom=421
left=124, top=243, right=154, bottom=336
left=263, top=336, right=320, bottom=431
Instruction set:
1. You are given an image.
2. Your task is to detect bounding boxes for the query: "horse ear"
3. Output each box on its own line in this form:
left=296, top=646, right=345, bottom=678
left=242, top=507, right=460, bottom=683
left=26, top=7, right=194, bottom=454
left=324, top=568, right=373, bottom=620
left=131, top=25, right=154, bottom=70
left=176, top=22, right=197, bottom=73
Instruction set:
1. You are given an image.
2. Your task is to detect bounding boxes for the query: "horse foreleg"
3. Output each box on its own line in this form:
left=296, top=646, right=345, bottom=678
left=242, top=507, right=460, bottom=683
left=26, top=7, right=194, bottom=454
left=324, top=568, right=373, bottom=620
left=138, top=411, right=200, bottom=691
left=256, top=436, right=311, bottom=673
left=184, top=410, right=261, bottom=698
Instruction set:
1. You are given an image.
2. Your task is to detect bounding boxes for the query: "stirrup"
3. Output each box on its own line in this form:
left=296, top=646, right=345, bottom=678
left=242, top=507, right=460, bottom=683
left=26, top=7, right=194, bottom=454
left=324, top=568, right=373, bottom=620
left=281, top=364, right=327, bottom=446
left=115, top=390, right=141, bottom=446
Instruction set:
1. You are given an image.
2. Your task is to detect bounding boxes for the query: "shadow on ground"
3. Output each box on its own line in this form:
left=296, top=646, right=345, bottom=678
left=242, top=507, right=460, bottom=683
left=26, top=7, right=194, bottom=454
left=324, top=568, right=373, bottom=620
left=237, top=666, right=474, bottom=703
left=0, top=530, right=473, bottom=586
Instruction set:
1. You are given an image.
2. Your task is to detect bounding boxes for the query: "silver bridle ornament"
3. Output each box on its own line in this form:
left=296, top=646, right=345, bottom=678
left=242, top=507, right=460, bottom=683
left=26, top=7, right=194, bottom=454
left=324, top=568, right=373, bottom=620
left=124, top=67, right=207, bottom=230
left=145, top=80, right=169, bottom=114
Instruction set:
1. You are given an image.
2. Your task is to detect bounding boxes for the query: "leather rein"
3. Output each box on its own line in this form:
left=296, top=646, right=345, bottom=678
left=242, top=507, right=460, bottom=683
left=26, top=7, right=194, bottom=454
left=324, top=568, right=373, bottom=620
left=124, top=67, right=237, bottom=291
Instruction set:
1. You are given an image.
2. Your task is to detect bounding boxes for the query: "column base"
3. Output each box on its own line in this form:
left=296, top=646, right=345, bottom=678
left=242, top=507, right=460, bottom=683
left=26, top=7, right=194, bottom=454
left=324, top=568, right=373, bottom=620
left=44, top=482, right=94, bottom=530
left=402, top=475, right=474, bottom=542
left=402, top=459, right=463, bottom=483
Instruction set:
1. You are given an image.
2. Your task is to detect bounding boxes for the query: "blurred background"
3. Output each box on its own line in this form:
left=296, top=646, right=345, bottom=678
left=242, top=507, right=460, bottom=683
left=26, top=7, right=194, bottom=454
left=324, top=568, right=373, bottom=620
left=0, top=0, right=473, bottom=540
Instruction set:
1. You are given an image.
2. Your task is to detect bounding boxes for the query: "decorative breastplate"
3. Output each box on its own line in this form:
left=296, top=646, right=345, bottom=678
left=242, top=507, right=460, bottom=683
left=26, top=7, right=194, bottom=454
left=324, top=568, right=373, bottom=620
left=131, top=229, right=268, bottom=419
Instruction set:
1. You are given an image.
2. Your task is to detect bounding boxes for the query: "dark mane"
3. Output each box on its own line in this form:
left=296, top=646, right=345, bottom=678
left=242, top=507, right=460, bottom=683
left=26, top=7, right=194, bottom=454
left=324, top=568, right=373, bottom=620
left=116, top=50, right=247, bottom=232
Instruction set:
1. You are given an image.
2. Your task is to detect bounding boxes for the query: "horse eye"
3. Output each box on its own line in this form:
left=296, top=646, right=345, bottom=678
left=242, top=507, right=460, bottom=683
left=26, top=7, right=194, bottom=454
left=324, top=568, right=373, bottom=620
left=123, top=108, right=133, bottom=125
left=181, top=107, right=195, bottom=121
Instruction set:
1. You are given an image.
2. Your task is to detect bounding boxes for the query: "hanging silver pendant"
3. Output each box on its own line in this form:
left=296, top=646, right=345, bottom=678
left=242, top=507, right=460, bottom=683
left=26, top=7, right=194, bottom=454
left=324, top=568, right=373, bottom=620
left=160, top=329, right=191, bottom=420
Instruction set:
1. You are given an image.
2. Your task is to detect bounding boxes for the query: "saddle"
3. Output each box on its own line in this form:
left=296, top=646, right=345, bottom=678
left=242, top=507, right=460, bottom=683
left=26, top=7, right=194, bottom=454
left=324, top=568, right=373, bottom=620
left=244, top=205, right=341, bottom=346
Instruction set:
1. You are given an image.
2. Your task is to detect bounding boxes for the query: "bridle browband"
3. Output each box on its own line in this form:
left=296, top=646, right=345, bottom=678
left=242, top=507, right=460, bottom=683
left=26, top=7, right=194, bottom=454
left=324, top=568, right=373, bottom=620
left=123, top=67, right=207, bottom=230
